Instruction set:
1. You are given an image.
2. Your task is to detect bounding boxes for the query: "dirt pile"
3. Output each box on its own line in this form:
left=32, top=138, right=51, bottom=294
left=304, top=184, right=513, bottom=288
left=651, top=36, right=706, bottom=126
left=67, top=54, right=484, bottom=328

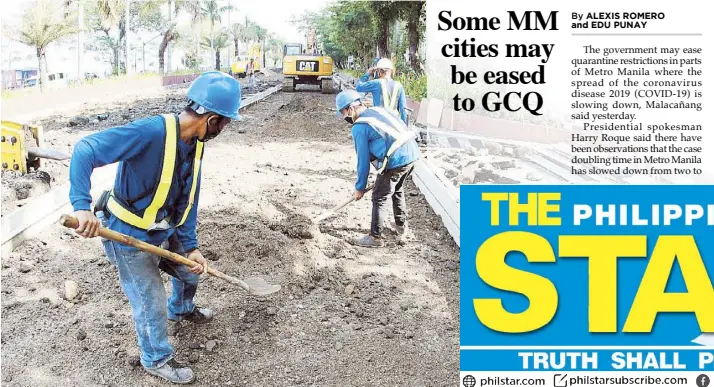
left=198, top=207, right=292, bottom=263
left=267, top=202, right=318, bottom=240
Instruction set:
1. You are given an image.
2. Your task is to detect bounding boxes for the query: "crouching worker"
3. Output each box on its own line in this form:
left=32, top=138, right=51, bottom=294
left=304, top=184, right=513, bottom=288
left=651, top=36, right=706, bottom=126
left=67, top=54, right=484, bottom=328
left=68, top=71, right=241, bottom=384
left=335, top=89, right=421, bottom=247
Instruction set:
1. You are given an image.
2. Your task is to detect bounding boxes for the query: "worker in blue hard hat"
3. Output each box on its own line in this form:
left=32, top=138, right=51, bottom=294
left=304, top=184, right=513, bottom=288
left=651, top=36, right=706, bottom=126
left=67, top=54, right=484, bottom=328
left=68, top=70, right=241, bottom=384
left=356, top=58, right=407, bottom=124
left=335, top=89, right=420, bottom=247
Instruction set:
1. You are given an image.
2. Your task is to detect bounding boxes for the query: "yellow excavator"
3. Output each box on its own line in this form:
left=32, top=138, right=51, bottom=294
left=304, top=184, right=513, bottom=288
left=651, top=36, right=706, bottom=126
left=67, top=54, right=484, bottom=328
left=230, top=44, right=262, bottom=78
left=282, top=26, right=334, bottom=93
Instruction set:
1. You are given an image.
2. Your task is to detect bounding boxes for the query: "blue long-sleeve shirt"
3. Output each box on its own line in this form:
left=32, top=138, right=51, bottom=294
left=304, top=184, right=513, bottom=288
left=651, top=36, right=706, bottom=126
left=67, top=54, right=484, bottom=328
left=351, top=109, right=421, bottom=192
left=356, top=74, right=408, bottom=124
left=69, top=114, right=201, bottom=251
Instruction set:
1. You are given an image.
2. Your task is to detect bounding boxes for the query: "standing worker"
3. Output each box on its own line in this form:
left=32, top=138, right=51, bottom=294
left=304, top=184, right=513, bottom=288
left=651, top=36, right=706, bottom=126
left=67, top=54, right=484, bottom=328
left=355, top=58, right=408, bottom=124
left=246, top=58, right=257, bottom=92
left=335, top=89, right=420, bottom=247
left=68, top=71, right=241, bottom=384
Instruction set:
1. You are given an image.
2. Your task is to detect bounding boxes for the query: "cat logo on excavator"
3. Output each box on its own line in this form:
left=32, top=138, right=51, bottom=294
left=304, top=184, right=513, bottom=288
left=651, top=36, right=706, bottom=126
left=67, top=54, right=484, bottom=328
left=297, top=61, right=318, bottom=72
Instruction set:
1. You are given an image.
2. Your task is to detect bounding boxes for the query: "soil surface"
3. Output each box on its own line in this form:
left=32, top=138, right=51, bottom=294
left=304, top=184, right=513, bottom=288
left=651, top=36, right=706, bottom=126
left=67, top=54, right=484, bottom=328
left=1, top=85, right=460, bottom=386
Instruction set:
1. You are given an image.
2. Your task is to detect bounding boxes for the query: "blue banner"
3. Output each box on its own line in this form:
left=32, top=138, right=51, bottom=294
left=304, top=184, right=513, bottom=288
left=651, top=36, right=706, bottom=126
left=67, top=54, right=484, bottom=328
left=460, top=185, right=714, bottom=371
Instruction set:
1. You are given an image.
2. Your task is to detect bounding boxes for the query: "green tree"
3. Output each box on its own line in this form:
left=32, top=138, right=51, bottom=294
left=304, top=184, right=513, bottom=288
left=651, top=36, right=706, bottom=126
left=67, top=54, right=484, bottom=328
left=230, top=23, right=249, bottom=59
left=201, top=29, right=230, bottom=70
left=87, top=0, right=124, bottom=74
left=370, top=0, right=400, bottom=59
left=400, top=0, right=425, bottom=74
left=11, top=0, right=78, bottom=91
left=201, top=0, right=234, bottom=50
left=266, top=34, right=284, bottom=67
left=323, top=1, right=376, bottom=67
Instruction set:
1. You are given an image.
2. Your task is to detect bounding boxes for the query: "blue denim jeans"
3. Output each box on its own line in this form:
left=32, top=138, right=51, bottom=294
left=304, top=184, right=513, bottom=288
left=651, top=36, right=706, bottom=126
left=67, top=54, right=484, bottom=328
left=99, top=214, right=200, bottom=369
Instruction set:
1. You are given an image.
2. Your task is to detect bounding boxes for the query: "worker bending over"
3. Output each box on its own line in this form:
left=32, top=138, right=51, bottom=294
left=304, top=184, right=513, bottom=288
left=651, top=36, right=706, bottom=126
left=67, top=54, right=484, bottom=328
left=356, top=58, right=408, bottom=124
left=68, top=71, right=241, bottom=384
left=335, top=89, right=420, bottom=247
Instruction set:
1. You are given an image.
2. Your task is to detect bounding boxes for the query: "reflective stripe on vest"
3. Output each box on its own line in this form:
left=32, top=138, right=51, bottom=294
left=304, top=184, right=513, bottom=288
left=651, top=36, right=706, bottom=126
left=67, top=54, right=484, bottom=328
left=379, top=79, right=401, bottom=113
left=355, top=107, right=415, bottom=174
left=106, top=114, right=204, bottom=230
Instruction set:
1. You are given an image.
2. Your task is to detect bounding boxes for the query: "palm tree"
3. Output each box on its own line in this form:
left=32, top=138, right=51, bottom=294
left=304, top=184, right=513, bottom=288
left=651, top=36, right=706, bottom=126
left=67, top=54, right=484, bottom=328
left=251, top=24, right=267, bottom=67
left=61, top=0, right=85, bottom=81
left=230, top=22, right=249, bottom=60
left=175, top=0, right=203, bottom=65
left=124, top=0, right=131, bottom=75
left=202, top=0, right=234, bottom=50
left=97, top=0, right=124, bottom=74
left=201, top=29, right=230, bottom=70
left=13, top=0, right=77, bottom=91
left=266, top=34, right=284, bottom=68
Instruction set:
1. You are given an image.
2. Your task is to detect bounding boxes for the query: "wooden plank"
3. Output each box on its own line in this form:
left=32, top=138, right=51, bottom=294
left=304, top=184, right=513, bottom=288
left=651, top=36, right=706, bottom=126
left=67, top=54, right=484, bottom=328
left=411, top=160, right=460, bottom=247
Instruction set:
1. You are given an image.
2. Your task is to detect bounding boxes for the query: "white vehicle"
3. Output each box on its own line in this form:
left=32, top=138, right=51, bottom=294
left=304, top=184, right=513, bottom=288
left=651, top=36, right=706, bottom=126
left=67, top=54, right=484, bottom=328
left=24, top=72, right=69, bottom=89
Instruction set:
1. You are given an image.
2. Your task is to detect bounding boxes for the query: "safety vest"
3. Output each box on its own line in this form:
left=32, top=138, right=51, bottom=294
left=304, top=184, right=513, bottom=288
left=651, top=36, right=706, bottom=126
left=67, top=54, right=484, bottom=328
left=354, top=107, right=416, bottom=174
left=379, top=79, right=402, bottom=114
left=106, top=114, right=204, bottom=231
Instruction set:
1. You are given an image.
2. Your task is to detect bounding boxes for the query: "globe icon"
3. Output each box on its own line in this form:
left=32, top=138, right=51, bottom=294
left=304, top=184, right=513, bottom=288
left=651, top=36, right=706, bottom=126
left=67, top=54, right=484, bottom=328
left=463, top=375, right=476, bottom=387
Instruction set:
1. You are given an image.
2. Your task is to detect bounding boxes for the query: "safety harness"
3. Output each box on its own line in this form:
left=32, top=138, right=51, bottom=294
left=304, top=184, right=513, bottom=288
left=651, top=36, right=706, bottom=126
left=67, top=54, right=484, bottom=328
left=105, top=114, right=204, bottom=231
left=379, top=79, right=402, bottom=114
left=354, top=107, right=416, bottom=174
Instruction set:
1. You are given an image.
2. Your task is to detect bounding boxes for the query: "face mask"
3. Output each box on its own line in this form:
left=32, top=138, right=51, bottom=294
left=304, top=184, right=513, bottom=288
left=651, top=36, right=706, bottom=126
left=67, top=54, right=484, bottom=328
left=343, top=106, right=357, bottom=124
left=198, top=115, right=227, bottom=142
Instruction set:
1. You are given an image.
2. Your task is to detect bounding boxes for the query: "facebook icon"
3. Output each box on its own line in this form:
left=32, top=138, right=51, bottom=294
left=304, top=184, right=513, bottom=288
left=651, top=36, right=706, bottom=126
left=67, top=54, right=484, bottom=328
left=698, top=374, right=710, bottom=387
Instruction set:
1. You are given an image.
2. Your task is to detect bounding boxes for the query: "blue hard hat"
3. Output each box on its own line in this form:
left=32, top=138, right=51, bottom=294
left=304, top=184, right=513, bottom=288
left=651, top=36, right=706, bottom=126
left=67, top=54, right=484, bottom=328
left=335, top=89, right=362, bottom=116
left=373, top=57, right=380, bottom=66
left=187, top=71, right=241, bottom=120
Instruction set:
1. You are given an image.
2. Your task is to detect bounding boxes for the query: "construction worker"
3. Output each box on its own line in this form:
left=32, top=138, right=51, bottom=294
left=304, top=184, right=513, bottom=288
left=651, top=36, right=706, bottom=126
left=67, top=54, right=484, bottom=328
left=335, top=89, right=420, bottom=247
left=246, top=58, right=257, bottom=92
left=356, top=58, right=408, bottom=124
left=68, top=70, right=241, bottom=384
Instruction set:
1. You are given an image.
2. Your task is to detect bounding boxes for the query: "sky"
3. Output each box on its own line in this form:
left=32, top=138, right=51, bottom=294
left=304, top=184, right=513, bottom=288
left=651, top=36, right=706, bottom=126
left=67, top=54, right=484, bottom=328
left=222, top=0, right=331, bottom=43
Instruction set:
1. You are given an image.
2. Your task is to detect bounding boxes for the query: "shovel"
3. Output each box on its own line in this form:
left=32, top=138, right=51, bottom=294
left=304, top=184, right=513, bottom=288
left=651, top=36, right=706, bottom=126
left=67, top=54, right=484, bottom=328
left=313, top=185, right=373, bottom=223
left=59, top=214, right=281, bottom=296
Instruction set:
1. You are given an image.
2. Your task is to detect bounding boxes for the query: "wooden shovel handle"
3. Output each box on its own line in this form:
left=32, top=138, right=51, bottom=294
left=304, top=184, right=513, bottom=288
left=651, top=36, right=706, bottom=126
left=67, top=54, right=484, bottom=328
left=334, top=184, right=374, bottom=211
left=59, top=214, right=249, bottom=291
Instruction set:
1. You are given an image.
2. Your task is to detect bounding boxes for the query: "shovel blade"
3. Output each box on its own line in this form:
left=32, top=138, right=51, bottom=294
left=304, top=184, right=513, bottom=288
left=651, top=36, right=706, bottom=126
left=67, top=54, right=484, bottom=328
left=313, top=213, right=332, bottom=223
left=243, top=276, right=281, bottom=296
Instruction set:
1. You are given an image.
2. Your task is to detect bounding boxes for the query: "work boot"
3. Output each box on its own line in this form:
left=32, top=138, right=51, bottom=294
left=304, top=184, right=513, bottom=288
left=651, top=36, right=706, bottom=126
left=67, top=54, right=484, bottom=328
left=183, top=307, right=214, bottom=324
left=144, top=358, right=195, bottom=384
left=169, top=307, right=214, bottom=325
left=354, top=235, right=384, bottom=248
